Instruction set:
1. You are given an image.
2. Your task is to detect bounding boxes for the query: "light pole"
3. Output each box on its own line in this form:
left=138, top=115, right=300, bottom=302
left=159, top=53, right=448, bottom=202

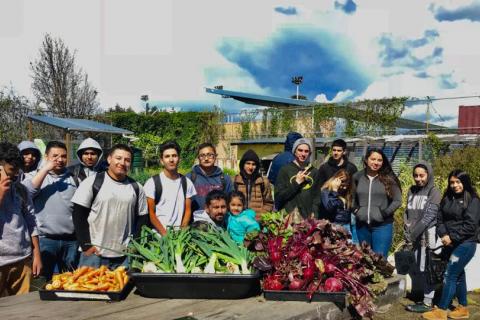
left=141, top=94, right=149, bottom=114
left=291, top=76, right=303, bottom=100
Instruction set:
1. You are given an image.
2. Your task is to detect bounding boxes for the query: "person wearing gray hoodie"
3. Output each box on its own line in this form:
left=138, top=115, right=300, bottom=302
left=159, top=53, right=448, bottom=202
left=17, top=141, right=42, bottom=181
left=23, top=141, right=78, bottom=280
left=353, top=148, right=402, bottom=257
left=403, top=161, right=442, bottom=313
left=68, top=138, right=104, bottom=182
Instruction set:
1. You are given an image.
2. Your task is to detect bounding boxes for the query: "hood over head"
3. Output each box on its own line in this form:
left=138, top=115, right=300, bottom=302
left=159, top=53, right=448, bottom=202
left=284, top=132, right=303, bottom=152
left=17, top=140, right=42, bottom=171
left=239, top=149, right=261, bottom=180
left=411, top=160, right=435, bottom=195
left=76, top=138, right=103, bottom=168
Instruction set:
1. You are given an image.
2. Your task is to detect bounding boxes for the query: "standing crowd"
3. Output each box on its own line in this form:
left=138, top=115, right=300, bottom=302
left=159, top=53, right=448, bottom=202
left=1, top=133, right=479, bottom=320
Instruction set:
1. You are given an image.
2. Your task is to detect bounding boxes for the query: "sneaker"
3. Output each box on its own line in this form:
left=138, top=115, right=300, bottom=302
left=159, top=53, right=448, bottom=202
left=406, top=303, right=432, bottom=313
left=449, top=305, right=469, bottom=319
left=422, top=306, right=447, bottom=320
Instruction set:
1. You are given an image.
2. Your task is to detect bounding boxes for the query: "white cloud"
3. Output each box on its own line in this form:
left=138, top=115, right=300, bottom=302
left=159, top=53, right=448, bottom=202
left=315, top=89, right=356, bottom=103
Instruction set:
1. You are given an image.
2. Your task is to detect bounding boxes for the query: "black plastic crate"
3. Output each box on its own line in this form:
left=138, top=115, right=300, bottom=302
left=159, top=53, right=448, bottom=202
left=264, top=290, right=347, bottom=309
left=130, top=272, right=261, bottom=299
left=38, top=280, right=134, bottom=301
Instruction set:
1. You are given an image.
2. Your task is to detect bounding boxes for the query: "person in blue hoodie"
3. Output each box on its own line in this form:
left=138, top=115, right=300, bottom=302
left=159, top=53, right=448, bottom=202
left=186, top=143, right=233, bottom=212
left=225, top=191, right=260, bottom=244
left=17, top=141, right=42, bottom=181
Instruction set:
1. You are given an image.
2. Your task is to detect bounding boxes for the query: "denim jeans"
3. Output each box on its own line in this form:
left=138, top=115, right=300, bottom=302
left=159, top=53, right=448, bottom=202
left=79, top=253, right=128, bottom=270
left=39, top=237, right=79, bottom=280
left=438, top=241, right=477, bottom=309
left=339, top=223, right=359, bottom=245
left=356, top=222, right=393, bottom=257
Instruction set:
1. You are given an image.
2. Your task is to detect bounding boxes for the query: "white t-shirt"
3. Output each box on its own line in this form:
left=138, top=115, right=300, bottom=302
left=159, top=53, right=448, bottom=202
left=71, top=173, right=147, bottom=257
left=143, top=172, right=196, bottom=228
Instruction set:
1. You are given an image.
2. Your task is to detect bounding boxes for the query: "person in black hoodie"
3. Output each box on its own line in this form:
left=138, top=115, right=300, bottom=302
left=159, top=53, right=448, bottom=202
left=275, top=138, right=320, bottom=218
left=422, top=170, right=480, bottom=320
left=318, top=139, right=357, bottom=188
left=233, top=149, right=273, bottom=220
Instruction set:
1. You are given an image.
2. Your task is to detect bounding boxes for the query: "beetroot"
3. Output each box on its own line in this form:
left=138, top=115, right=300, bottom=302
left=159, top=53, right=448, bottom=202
left=324, top=263, right=336, bottom=275
left=263, top=274, right=284, bottom=291
left=288, top=278, right=305, bottom=290
left=324, top=277, right=343, bottom=292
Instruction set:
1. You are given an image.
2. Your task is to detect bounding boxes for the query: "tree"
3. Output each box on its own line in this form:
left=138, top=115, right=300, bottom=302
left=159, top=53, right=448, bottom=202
left=30, top=34, right=99, bottom=118
left=0, top=86, right=31, bottom=142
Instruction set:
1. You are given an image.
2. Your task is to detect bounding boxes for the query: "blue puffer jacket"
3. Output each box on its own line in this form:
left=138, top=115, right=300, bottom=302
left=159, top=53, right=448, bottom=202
left=225, top=209, right=260, bottom=244
left=320, top=190, right=352, bottom=224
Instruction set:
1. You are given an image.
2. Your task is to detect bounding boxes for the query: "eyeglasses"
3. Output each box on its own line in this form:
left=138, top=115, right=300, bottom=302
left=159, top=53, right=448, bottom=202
left=199, top=153, right=216, bottom=159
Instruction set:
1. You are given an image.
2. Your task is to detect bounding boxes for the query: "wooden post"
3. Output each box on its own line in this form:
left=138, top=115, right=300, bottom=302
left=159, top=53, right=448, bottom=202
left=28, top=120, right=33, bottom=141
left=65, top=131, right=71, bottom=165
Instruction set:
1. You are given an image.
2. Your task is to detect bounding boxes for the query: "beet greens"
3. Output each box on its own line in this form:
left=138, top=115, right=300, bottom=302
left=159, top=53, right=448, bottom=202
left=251, top=211, right=394, bottom=318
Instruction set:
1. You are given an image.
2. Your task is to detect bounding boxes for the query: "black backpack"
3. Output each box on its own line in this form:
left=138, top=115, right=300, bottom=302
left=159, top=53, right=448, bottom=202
left=152, top=174, right=187, bottom=205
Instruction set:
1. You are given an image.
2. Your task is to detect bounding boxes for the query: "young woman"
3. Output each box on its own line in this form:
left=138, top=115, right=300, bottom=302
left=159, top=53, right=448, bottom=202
left=403, top=162, right=442, bottom=313
left=353, top=148, right=402, bottom=257
left=233, top=149, right=273, bottom=220
left=422, top=170, right=480, bottom=320
left=320, top=169, right=358, bottom=243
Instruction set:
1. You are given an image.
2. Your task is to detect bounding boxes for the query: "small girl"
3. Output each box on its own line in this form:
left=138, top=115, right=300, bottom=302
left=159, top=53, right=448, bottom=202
left=225, top=191, right=260, bottom=244
left=320, top=169, right=358, bottom=244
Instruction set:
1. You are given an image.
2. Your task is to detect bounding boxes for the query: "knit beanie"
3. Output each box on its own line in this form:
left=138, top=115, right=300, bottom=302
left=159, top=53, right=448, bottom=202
left=292, top=138, right=312, bottom=154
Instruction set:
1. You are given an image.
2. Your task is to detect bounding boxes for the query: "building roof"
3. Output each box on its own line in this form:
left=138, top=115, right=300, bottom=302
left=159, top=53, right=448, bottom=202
left=206, top=87, right=446, bottom=130
left=28, top=115, right=133, bottom=135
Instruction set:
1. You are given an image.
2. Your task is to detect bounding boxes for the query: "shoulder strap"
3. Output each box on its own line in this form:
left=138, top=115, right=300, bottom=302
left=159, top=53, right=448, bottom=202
left=191, top=170, right=197, bottom=183
left=91, top=171, right=106, bottom=204
left=153, top=174, right=163, bottom=205
left=127, top=176, right=140, bottom=215
left=180, top=174, right=187, bottom=199
left=220, top=173, right=226, bottom=190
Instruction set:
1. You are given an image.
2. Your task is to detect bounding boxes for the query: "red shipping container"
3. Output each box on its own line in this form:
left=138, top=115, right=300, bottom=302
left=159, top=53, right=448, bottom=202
left=458, top=105, right=480, bottom=134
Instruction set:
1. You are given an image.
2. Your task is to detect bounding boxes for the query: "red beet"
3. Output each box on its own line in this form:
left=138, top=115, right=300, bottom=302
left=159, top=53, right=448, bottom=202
left=263, top=274, right=284, bottom=290
left=288, top=278, right=305, bottom=290
left=324, top=277, right=343, bottom=292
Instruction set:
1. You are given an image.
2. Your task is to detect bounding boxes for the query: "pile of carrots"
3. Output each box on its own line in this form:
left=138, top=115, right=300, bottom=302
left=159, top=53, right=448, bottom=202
left=45, top=266, right=129, bottom=292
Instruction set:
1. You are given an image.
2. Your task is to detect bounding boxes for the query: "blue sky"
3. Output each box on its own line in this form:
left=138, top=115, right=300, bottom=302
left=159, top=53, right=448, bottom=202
left=1, top=0, right=480, bottom=127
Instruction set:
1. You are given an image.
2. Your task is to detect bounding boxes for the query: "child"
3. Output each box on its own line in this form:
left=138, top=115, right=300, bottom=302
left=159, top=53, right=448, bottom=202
left=320, top=169, right=358, bottom=244
left=225, top=191, right=260, bottom=244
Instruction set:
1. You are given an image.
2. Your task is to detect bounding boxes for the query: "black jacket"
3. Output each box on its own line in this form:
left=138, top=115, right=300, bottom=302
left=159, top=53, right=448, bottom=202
left=318, top=157, right=357, bottom=188
left=274, top=162, right=320, bottom=218
left=437, top=195, right=480, bottom=244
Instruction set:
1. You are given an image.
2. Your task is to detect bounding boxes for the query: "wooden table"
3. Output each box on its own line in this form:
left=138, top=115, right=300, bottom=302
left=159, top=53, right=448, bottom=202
left=0, top=276, right=404, bottom=320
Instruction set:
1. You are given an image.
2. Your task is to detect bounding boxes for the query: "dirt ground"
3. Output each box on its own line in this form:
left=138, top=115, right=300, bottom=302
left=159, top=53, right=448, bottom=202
left=373, top=292, right=480, bottom=320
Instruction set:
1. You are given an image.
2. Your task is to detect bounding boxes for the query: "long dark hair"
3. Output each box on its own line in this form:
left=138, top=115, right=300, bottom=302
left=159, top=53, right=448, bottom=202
left=443, top=169, right=478, bottom=207
left=363, top=147, right=401, bottom=198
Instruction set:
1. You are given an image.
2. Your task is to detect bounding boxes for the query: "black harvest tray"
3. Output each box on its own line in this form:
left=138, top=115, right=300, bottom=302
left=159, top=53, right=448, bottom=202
left=38, top=280, right=134, bottom=301
left=130, top=272, right=261, bottom=299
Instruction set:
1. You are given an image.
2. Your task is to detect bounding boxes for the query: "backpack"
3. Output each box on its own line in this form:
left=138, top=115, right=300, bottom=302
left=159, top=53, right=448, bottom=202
left=91, top=171, right=140, bottom=215
left=152, top=174, right=187, bottom=205
left=190, top=170, right=226, bottom=191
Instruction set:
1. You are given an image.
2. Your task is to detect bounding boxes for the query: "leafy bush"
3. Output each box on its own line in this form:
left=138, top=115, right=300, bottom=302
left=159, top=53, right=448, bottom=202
left=433, top=146, right=480, bottom=191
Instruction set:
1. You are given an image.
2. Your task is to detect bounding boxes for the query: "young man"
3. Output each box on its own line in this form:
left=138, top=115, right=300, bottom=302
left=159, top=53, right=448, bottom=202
left=403, top=161, right=441, bottom=313
left=23, top=141, right=78, bottom=280
left=317, top=139, right=357, bottom=188
left=17, top=140, right=42, bottom=181
left=72, top=144, right=147, bottom=269
left=186, top=143, right=232, bottom=212
left=144, top=141, right=196, bottom=235
left=267, top=131, right=303, bottom=185
left=192, top=190, right=228, bottom=230
left=68, top=137, right=104, bottom=182
left=0, top=142, right=41, bottom=297
left=275, top=138, right=320, bottom=218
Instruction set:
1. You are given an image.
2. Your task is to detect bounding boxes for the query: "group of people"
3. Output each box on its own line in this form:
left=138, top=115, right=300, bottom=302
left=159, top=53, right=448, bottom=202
left=1, top=133, right=479, bottom=320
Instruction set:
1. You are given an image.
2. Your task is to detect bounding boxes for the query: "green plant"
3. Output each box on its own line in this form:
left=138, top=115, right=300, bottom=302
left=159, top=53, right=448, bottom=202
left=433, top=146, right=480, bottom=191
